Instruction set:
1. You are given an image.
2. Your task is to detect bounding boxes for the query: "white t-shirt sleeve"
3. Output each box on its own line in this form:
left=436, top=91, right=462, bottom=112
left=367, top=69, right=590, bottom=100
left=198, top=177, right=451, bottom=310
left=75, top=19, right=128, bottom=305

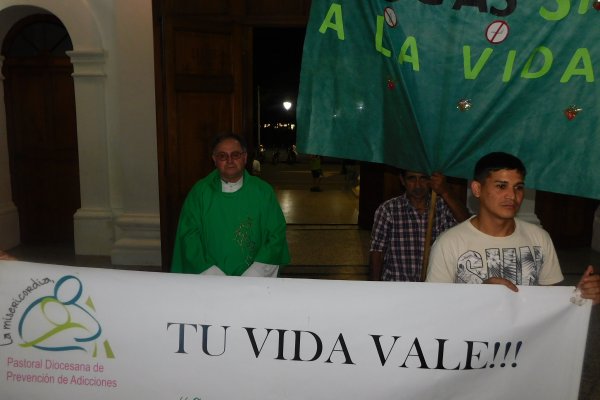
left=537, top=230, right=564, bottom=285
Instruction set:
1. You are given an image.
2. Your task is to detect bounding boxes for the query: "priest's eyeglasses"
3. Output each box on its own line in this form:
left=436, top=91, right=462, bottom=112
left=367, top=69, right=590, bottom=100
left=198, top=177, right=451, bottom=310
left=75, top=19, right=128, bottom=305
left=214, top=151, right=246, bottom=162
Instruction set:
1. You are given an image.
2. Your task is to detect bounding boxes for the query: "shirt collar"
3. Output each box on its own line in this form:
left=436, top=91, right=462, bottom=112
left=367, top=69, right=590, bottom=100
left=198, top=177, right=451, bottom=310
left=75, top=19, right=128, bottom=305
left=221, top=176, right=243, bottom=193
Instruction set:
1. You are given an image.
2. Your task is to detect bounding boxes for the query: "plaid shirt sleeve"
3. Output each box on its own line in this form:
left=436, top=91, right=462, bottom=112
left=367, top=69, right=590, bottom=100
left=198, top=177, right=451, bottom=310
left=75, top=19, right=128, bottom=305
left=370, top=202, right=391, bottom=252
left=434, top=198, right=459, bottom=237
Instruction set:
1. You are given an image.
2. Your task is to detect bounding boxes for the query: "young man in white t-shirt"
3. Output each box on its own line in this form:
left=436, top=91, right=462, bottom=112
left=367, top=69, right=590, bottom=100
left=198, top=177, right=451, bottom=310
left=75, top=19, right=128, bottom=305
left=426, top=152, right=600, bottom=305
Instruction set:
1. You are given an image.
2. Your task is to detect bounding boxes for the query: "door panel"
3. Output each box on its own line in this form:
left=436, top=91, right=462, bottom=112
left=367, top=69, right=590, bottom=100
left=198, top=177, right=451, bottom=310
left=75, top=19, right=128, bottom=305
left=5, top=63, right=79, bottom=243
left=3, top=16, right=79, bottom=244
left=157, top=15, right=245, bottom=267
left=177, top=92, right=234, bottom=198
left=535, top=191, right=599, bottom=248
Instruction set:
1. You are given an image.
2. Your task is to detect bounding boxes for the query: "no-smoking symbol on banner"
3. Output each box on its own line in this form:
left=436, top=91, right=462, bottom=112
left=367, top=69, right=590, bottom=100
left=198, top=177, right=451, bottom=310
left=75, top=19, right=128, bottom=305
left=486, top=20, right=509, bottom=44
left=384, top=7, right=397, bottom=28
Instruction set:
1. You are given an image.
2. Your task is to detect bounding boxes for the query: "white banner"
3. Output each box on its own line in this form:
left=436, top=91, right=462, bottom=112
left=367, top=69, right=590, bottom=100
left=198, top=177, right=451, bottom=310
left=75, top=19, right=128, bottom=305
left=0, top=261, right=591, bottom=400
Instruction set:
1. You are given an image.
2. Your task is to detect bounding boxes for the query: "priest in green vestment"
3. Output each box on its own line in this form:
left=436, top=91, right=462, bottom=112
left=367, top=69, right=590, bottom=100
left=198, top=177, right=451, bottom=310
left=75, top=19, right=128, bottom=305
left=171, top=133, right=290, bottom=276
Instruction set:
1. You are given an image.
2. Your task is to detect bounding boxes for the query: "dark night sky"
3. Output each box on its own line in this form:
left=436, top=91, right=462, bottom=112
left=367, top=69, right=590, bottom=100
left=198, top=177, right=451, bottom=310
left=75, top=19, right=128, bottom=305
left=254, top=27, right=306, bottom=123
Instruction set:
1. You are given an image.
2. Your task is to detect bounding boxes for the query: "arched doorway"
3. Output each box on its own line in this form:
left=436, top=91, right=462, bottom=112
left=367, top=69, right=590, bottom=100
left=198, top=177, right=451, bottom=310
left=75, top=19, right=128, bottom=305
left=2, top=14, right=80, bottom=244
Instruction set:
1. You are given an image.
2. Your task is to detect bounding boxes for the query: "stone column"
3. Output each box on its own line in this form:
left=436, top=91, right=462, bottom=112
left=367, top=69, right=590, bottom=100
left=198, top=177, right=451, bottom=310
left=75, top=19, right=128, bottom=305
left=68, top=49, right=114, bottom=255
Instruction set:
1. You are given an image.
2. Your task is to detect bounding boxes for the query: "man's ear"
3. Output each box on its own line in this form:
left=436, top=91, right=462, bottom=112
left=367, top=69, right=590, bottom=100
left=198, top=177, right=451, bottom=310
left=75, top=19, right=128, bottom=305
left=471, top=180, right=481, bottom=198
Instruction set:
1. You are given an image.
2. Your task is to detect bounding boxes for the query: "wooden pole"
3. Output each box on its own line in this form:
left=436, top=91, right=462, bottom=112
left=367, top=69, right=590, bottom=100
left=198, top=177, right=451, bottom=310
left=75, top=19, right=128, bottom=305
left=421, top=191, right=437, bottom=281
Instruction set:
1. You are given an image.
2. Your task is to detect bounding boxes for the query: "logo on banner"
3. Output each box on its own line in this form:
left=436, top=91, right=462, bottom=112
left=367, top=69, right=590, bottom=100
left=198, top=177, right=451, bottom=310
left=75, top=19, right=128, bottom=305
left=2, top=275, right=115, bottom=359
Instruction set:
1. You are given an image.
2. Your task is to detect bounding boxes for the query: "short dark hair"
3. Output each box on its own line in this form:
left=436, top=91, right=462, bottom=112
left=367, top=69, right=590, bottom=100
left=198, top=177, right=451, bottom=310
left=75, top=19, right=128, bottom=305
left=211, top=133, right=247, bottom=153
left=473, top=152, right=526, bottom=182
left=398, top=169, right=426, bottom=177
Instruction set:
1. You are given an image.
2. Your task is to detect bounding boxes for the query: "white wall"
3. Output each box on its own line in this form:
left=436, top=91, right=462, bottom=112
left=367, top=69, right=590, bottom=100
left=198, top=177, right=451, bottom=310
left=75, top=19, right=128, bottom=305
left=0, top=0, right=161, bottom=266
left=110, top=0, right=161, bottom=265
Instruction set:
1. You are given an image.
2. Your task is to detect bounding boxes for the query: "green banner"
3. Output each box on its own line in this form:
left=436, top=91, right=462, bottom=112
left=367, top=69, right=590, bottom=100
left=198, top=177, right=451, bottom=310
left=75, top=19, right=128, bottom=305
left=297, top=1, right=600, bottom=198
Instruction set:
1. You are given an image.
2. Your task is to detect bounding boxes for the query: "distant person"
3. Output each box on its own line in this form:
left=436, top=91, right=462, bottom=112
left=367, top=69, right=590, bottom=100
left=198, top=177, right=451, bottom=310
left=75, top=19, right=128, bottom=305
left=343, top=159, right=358, bottom=187
left=310, top=155, right=323, bottom=192
left=252, top=158, right=261, bottom=176
left=271, top=148, right=280, bottom=165
left=341, top=159, right=354, bottom=174
left=257, top=144, right=266, bottom=162
left=426, top=152, right=600, bottom=305
left=370, top=170, right=470, bottom=281
left=171, top=133, right=290, bottom=277
left=286, top=144, right=297, bottom=164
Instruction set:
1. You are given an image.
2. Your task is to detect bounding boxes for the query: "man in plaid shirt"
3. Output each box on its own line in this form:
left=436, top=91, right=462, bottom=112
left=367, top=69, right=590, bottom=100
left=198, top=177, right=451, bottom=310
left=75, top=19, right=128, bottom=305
left=369, top=170, right=470, bottom=281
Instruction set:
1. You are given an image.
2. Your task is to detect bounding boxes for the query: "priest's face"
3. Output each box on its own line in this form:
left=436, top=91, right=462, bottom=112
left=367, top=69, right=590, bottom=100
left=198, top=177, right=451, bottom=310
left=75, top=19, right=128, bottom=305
left=212, top=138, right=247, bottom=182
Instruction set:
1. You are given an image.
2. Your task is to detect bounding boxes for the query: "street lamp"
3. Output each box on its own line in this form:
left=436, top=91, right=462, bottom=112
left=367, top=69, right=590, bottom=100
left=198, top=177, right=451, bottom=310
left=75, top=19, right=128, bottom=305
left=283, top=101, right=292, bottom=111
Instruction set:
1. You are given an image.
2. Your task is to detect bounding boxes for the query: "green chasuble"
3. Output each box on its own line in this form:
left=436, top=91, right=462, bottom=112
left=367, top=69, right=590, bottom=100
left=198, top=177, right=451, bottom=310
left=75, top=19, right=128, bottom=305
left=171, top=170, right=290, bottom=275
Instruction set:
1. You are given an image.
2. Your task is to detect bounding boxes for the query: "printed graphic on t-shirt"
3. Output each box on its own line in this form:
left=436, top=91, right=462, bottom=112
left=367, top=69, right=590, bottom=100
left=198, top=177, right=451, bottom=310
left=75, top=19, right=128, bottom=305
left=456, top=246, right=542, bottom=285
